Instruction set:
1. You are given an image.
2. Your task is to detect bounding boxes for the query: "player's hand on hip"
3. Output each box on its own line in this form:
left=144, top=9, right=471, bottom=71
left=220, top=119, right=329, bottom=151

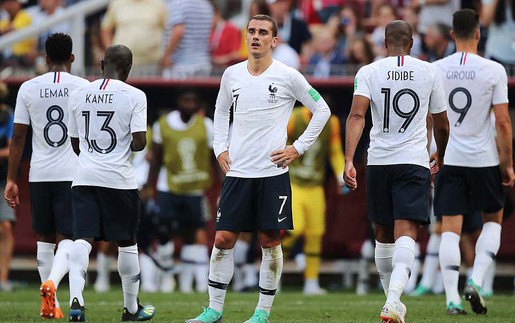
left=344, top=162, right=357, bottom=191
left=271, top=145, right=300, bottom=169
left=217, top=151, right=232, bottom=174
left=501, top=166, right=515, bottom=187
left=4, top=180, right=19, bottom=208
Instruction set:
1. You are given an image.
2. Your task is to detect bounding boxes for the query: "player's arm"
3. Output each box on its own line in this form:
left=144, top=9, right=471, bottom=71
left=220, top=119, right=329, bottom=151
left=328, top=115, right=345, bottom=187
left=4, top=124, right=28, bottom=207
left=344, top=95, right=369, bottom=191
left=213, top=72, right=233, bottom=174
left=131, top=132, right=146, bottom=151
left=70, top=137, right=80, bottom=155
left=493, top=103, right=514, bottom=186
left=431, top=111, right=449, bottom=170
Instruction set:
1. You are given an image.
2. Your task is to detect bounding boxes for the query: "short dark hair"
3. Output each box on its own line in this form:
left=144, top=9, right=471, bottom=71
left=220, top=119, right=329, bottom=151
left=452, top=9, right=479, bottom=40
left=45, top=33, right=72, bottom=63
left=248, top=14, right=278, bottom=37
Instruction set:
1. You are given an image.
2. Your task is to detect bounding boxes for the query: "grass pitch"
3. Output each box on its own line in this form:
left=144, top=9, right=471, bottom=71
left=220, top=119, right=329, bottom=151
left=0, top=285, right=514, bottom=322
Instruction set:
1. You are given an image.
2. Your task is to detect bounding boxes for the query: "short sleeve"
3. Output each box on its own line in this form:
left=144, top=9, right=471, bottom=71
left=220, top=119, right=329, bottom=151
left=429, top=71, right=447, bottom=114
left=67, top=91, right=79, bottom=138
left=353, top=66, right=371, bottom=99
left=491, top=63, right=509, bottom=106
left=169, top=1, right=186, bottom=26
left=13, top=83, right=30, bottom=125
left=131, top=90, right=147, bottom=133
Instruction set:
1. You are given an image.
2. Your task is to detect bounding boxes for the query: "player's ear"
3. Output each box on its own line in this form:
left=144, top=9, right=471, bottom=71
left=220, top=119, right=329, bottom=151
left=271, top=36, right=278, bottom=49
left=450, top=29, right=456, bottom=42
left=69, top=53, right=75, bottom=64
left=475, top=27, right=480, bottom=41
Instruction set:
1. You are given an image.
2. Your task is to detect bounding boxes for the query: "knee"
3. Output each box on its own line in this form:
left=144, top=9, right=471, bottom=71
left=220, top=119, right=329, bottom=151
left=214, top=233, right=237, bottom=249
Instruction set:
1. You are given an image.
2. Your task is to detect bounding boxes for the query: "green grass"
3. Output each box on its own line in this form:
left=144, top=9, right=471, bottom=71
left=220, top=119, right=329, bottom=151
left=0, top=285, right=514, bottom=322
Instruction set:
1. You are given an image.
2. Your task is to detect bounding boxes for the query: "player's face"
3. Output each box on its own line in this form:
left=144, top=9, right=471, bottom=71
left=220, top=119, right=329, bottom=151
left=246, top=19, right=278, bottom=58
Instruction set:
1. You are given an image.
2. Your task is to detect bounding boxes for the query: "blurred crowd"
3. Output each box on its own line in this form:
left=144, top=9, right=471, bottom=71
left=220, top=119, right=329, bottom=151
left=0, top=0, right=513, bottom=78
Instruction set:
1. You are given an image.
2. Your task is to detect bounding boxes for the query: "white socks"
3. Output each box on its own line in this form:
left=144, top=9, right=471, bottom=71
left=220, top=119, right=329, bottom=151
left=256, top=245, right=283, bottom=313
left=69, top=239, right=92, bottom=306
left=37, top=241, right=55, bottom=282
left=386, top=236, right=415, bottom=305
left=439, top=232, right=461, bottom=305
left=375, top=241, right=394, bottom=295
left=471, top=222, right=501, bottom=286
left=405, top=243, right=420, bottom=293
left=208, top=247, right=234, bottom=313
left=48, top=239, right=73, bottom=288
left=180, top=245, right=196, bottom=293
left=118, top=245, right=140, bottom=314
left=419, top=233, right=441, bottom=288
left=357, top=239, right=374, bottom=294
left=139, top=253, right=157, bottom=292
left=233, top=240, right=249, bottom=291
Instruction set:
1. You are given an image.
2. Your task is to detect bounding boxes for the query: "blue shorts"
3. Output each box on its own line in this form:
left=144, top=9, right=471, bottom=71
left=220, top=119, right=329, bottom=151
left=366, top=164, right=431, bottom=226
left=434, top=165, right=504, bottom=215
left=216, top=172, right=293, bottom=232
left=30, top=181, right=73, bottom=237
left=155, top=191, right=208, bottom=230
left=72, top=186, right=140, bottom=242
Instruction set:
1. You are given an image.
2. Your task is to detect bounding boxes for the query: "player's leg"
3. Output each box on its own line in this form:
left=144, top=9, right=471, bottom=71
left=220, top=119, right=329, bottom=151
left=68, top=186, right=100, bottom=322
left=187, top=176, right=253, bottom=323
left=465, top=166, right=504, bottom=314
left=0, top=220, right=14, bottom=291
left=303, top=185, right=326, bottom=295
left=100, top=187, right=155, bottom=321
left=356, top=237, right=374, bottom=295
left=233, top=233, right=251, bottom=292
left=244, top=173, right=291, bottom=323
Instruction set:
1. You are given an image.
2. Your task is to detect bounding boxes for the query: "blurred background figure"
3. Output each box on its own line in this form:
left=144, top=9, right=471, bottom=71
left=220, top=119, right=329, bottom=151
left=307, top=26, right=345, bottom=77
left=326, top=5, right=364, bottom=64
left=370, top=3, right=397, bottom=59
left=148, top=89, right=214, bottom=293
left=423, top=23, right=455, bottom=62
left=161, top=0, right=213, bottom=79
left=272, top=36, right=300, bottom=69
left=345, top=35, right=375, bottom=74
left=0, top=82, right=14, bottom=292
left=267, top=0, right=312, bottom=62
left=402, top=6, right=423, bottom=58
left=93, top=241, right=115, bottom=293
left=282, top=104, right=345, bottom=295
left=0, top=0, right=36, bottom=68
left=101, top=0, right=167, bottom=76
left=210, top=3, right=242, bottom=72
left=480, top=0, right=515, bottom=64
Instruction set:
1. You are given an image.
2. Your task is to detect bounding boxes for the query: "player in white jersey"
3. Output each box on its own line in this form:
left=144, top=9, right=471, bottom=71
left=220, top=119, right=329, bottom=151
left=344, top=21, right=450, bottom=323
left=66, top=45, right=155, bottom=322
left=3, top=33, right=89, bottom=320
left=187, top=15, right=330, bottom=323
left=432, top=9, right=514, bottom=315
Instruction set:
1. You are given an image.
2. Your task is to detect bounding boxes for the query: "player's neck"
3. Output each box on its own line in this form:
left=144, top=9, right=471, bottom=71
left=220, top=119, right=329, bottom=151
left=247, top=56, right=273, bottom=76
left=48, top=64, right=69, bottom=73
left=455, top=41, right=478, bottom=55
left=386, top=47, right=409, bottom=57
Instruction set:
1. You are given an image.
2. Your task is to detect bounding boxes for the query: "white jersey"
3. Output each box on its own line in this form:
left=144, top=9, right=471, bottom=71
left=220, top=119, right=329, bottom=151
left=214, top=59, right=331, bottom=178
left=354, top=55, right=447, bottom=168
left=14, top=71, right=89, bottom=182
left=68, top=79, right=147, bottom=189
left=433, top=52, right=508, bottom=167
left=152, top=110, right=214, bottom=193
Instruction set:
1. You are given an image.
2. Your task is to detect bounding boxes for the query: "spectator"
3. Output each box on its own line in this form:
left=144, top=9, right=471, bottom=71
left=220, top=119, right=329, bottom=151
left=423, top=23, right=455, bottom=62
left=480, top=0, right=515, bottom=64
left=326, top=5, right=364, bottom=63
left=161, top=0, right=214, bottom=79
left=307, top=26, right=345, bottom=77
left=27, top=0, right=70, bottom=53
left=210, top=4, right=242, bottom=71
left=0, top=0, right=36, bottom=68
left=272, top=36, right=300, bottom=69
left=346, top=35, right=375, bottom=67
left=0, top=82, right=14, bottom=292
left=267, top=0, right=312, bottom=58
left=402, top=6, right=424, bottom=59
left=101, top=0, right=167, bottom=76
left=370, top=3, right=397, bottom=58
left=414, top=0, right=460, bottom=43
left=294, top=0, right=345, bottom=23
